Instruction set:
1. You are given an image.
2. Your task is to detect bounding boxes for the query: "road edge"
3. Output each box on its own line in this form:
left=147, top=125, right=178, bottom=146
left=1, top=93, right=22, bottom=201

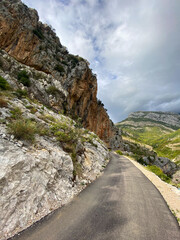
left=124, top=155, right=180, bottom=226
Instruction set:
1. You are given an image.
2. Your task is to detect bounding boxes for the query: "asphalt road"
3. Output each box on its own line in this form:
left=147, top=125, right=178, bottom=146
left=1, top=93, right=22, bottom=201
left=10, top=154, right=180, bottom=240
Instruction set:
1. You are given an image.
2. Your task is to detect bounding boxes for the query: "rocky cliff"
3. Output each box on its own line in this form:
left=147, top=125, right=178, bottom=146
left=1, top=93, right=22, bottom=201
left=0, top=49, right=111, bottom=239
left=0, top=0, right=122, bottom=149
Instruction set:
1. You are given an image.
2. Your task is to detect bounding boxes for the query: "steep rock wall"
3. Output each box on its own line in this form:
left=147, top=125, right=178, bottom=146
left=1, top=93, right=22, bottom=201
left=0, top=0, right=122, bottom=148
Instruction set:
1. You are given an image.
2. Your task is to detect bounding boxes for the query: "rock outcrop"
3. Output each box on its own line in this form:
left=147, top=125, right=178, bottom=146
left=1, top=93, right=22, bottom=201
left=142, top=156, right=178, bottom=176
left=0, top=0, right=122, bottom=149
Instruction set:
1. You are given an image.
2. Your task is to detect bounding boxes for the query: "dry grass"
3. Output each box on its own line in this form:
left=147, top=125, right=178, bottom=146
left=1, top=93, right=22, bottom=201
left=0, top=97, right=8, bottom=108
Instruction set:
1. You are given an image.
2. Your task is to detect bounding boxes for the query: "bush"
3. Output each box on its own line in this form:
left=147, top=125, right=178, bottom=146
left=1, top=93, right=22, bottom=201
left=146, top=165, right=171, bottom=183
left=8, top=119, right=37, bottom=142
left=17, top=70, right=30, bottom=87
left=0, top=97, right=8, bottom=108
left=137, top=157, right=146, bottom=165
left=46, top=86, right=60, bottom=95
left=33, top=28, right=44, bottom=40
left=54, top=64, right=65, bottom=73
left=67, top=54, right=79, bottom=68
left=55, top=130, right=76, bottom=143
left=116, top=150, right=123, bottom=155
left=14, top=89, right=28, bottom=98
left=97, top=99, right=104, bottom=107
left=45, top=114, right=56, bottom=122
left=36, top=123, right=50, bottom=136
left=10, top=107, right=22, bottom=119
left=0, top=76, right=10, bottom=90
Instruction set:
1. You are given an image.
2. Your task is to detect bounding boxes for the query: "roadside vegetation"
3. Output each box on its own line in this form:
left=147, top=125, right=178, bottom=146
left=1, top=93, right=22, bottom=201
left=116, top=150, right=123, bottom=155
left=146, top=165, right=171, bottom=183
left=0, top=75, right=10, bottom=90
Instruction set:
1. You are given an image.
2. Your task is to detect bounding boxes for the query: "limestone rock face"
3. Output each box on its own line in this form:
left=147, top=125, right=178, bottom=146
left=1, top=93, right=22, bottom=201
left=0, top=132, right=109, bottom=240
left=0, top=0, right=123, bottom=148
left=0, top=93, right=110, bottom=239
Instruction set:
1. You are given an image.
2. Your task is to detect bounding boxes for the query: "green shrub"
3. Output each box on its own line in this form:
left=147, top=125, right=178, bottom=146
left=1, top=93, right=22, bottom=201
left=33, top=28, right=44, bottom=40
left=17, top=70, right=30, bottom=87
left=45, top=114, right=56, bottom=122
left=146, top=165, right=171, bottom=183
left=86, top=135, right=98, bottom=147
left=51, top=122, right=69, bottom=132
left=46, top=86, right=60, bottom=95
left=67, top=54, right=79, bottom=68
left=14, top=89, right=28, bottom=98
left=10, top=107, right=22, bottom=119
left=54, top=64, right=65, bottom=73
left=116, top=150, right=123, bottom=155
left=25, top=105, right=37, bottom=114
left=30, top=107, right=37, bottom=114
left=51, top=121, right=80, bottom=144
left=54, top=130, right=76, bottom=142
left=61, top=60, right=68, bottom=66
left=8, top=119, right=37, bottom=142
left=0, top=76, right=10, bottom=90
left=137, top=157, right=146, bottom=165
left=36, top=123, right=50, bottom=136
left=77, top=56, right=84, bottom=62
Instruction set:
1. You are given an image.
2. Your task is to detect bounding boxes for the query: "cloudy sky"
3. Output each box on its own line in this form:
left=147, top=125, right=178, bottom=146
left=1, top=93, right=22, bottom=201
left=23, top=0, right=180, bottom=122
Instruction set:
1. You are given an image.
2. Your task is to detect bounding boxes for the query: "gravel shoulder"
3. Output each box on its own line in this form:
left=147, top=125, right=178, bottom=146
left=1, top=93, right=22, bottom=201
left=127, top=156, right=180, bottom=225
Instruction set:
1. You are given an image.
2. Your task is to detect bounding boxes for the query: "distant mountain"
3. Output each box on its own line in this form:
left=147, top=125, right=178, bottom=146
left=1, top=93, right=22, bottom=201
left=116, top=111, right=180, bottom=161
left=119, top=111, right=180, bottom=130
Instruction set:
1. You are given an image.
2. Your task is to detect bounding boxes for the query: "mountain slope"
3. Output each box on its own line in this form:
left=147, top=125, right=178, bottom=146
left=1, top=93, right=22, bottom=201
left=0, top=49, right=112, bottom=239
left=117, top=111, right=180, bottom=161
left=0, top=0, right=123, bottom=148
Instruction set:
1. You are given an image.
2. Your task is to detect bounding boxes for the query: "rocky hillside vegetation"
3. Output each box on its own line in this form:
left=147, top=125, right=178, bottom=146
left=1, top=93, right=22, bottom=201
left=117, top=111, right=180, bottom=161
left=0, top=49, right=111, bottom=239
left=0, top=0, right=123, bottom=149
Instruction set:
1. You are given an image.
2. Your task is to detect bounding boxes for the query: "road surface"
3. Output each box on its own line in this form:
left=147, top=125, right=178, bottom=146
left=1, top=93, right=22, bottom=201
left=10, top=154, right=180, bottom=240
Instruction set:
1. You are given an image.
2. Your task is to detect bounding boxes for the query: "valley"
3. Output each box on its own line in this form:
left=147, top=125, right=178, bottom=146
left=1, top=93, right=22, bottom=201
left=117, top=111, right=180, bottom=162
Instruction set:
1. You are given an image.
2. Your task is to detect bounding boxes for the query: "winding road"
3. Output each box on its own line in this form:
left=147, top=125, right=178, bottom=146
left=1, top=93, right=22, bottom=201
left=10, top=154, right=180, bottom=240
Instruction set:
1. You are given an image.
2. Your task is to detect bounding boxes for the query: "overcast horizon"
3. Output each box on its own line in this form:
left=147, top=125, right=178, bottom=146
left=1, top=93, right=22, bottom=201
left=23, top=0, right=180, bottom=122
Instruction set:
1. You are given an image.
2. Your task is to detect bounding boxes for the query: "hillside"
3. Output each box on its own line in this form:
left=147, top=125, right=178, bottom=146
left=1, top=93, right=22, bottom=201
left=117, top=111, right=180, bottom=161
left=0, top=69, right=110, bottom=239
left=0, top=0, right=123, bottom=149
